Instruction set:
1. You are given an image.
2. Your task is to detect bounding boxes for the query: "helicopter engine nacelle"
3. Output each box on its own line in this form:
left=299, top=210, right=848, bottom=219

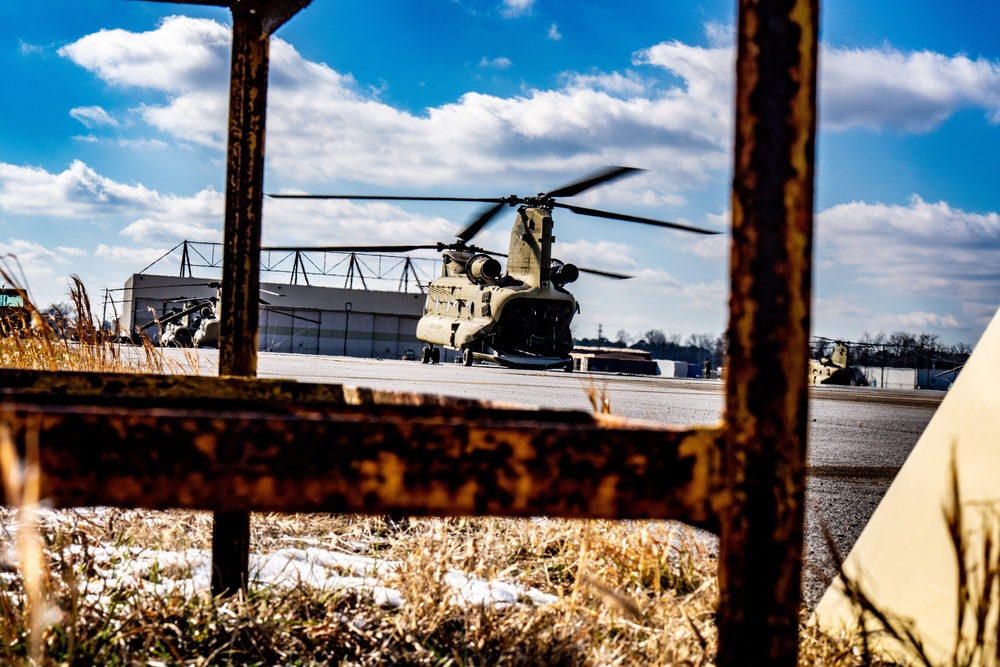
left=551, top=262, right=579, bottom=285
left=466, top=254, right=502, bottom=284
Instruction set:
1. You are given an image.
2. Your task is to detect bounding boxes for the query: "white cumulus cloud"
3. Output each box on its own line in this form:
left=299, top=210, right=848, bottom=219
left=0, top=161, right=161, bottom=218
left=58, top=15, right=230, bottom=93
left=69, top=106, right=119, bottom=128
left=57, top=17, right=731, bottom=198
left=501, top=0, right=534, bottom=19
left=636, top=35, right=1000, bottom=133
left=0, top=161, right=224, bottom=244
left=820, top=46, right=1000, bottom=131
left=817, top=196, right=1000, bottom=302
left=479, top=56, right=513, bottom=70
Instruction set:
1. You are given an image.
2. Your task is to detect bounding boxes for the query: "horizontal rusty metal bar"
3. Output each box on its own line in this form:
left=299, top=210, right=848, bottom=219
left=0, top=367, right=531, bottom=411
left=1, top=369, right=723, bottom=529
left=139, top=0, right=312, bottom=29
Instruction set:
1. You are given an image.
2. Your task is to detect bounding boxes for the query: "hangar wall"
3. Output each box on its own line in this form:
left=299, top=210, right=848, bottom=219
left=120, top=273, right=425, bottom=359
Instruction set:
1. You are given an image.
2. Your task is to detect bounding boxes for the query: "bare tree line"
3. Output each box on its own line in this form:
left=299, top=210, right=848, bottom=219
left=825, top=331, right=972, bottom=371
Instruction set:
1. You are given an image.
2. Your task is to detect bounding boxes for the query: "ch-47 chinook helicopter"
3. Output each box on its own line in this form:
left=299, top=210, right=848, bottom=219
left=809, top=336, right=868, bottom=386
left=136, top=285, right=221, bottom=347
left=269, top=166, right=719, bottom=370
left=138, top=283, right=314, bottom=349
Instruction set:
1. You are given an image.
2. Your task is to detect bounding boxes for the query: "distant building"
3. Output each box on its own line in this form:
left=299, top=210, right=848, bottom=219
left=858, top=365, right=959, bottom=391
left=118, top=273, right=425, bottom=359
left=656, top=360, right=691, bottom=378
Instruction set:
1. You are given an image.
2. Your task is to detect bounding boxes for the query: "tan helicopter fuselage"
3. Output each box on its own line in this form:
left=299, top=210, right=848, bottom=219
left=809, top=341, right=866, bottom=385
left=415, top=206, right=579, bottom=368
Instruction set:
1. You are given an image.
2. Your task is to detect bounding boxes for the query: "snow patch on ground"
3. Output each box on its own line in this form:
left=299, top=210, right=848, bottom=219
left=2, top=510, right=559, bottom=611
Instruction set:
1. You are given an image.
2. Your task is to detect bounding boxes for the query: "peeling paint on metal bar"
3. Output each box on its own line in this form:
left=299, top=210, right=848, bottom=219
left=0, top=378, right=722, bottom=528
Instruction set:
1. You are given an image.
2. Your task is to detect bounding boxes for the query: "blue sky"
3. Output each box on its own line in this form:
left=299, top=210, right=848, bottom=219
left=2, top=0, right=999, bottom=347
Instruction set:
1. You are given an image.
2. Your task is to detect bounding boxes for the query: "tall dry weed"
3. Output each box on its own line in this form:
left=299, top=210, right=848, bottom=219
left=0, top=267, right=199, bottom=375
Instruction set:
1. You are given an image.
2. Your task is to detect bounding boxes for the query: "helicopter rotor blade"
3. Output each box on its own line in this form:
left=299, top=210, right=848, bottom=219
left=265, top=243, right=444, bottom=253
left=265, top=242, right=507, bottom=255
left=457, top=201, right=508, bottom=243
left=268, top=193, right=514, bottom=245
left=578, top=266, right=633, bottom=280
left=260, top=306, right=321, bottom=325
left=551, top=257, right=632, bottom=280
left=471, top=247, right=507, bottom=258
left=267, top=167, right=710, bottom=240
left=544, top=166, right=643, bottom=198
left=553, top=202, right=719, bottom=235
left=138, top=301, right=210, bottom=331
left=267, top=193, right=506, bottom=204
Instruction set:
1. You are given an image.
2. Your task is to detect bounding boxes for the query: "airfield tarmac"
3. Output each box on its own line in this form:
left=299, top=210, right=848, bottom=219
left=162, top=348, right=943, bottom=608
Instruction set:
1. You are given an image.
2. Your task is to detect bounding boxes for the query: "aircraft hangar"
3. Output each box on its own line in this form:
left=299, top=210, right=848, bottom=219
left=118, top=273, right=426, bottom=359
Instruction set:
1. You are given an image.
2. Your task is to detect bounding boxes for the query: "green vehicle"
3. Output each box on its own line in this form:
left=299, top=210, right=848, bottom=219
left=0, top=287, right=29, bottom=336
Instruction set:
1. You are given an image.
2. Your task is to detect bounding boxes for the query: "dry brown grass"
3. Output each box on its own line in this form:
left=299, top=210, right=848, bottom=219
left=0, top=506, right=891, bottom=666
left=0, top=272, right=896, bottom=665
left=0, top=270, right=204, bottom=376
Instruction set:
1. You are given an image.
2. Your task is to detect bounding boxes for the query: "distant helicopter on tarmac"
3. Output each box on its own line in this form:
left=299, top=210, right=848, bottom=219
left=139, top=283, right=314, bottom=349
left=810, top=337, right=868, bottom=386
left=137, top=285, right=220, bottom=347
left=270, top=166, right=719, bottom=369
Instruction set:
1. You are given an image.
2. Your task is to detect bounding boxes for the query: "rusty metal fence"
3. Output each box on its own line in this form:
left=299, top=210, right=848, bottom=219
left=0, top=1, right=817, bottom=664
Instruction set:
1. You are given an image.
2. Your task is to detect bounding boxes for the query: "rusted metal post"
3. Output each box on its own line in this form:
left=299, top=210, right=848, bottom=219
left=718, top=0, right=818, bottom=664
left=212, top=0, right=310, bottom=597
left=212, top=5, right=269, bottom=598
left=0, top=373, right=723, bottom=526
left=219, top=9, right=267, bottom=381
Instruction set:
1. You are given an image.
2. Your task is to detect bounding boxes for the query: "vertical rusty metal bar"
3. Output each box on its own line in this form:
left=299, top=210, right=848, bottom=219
left=213, top=7, right=270, bottom=597
left=210, top=0, right=310, bottom=597
left=718, top=0, right=818, bottom=665
left=219, top=9, right=268, bottom=380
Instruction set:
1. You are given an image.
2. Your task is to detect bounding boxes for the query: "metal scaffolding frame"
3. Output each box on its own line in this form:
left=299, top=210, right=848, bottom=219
left=144, top=240, right=437, bottom=292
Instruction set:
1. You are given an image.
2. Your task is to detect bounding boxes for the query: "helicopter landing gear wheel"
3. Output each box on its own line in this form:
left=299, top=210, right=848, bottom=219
left=462, top=347, right=474, bottom=367
left=563, top=360, right=574, bottom=372
left=420, top=346, right=431, bottom=364
left=431, top=347, right=440, bottom=364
